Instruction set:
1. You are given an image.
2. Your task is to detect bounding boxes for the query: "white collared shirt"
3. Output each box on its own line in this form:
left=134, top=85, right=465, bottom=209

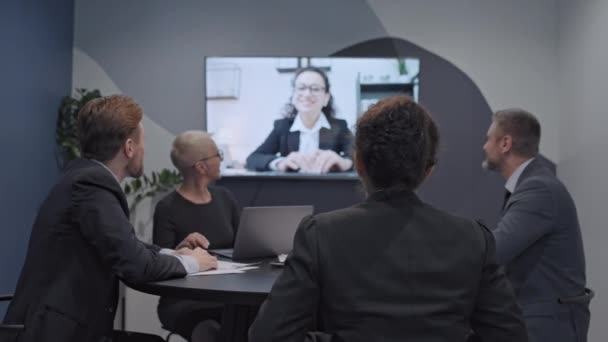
left=91, top=159, right=121, bottom=187
left=269, top=114, right=331, bottom=170
left=505, top=157, right=535, bottom=193
left=289, top=113, right=331, bottom=154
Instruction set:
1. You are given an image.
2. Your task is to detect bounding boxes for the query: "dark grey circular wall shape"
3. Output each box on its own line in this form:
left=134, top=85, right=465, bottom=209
left=332, top=37, right=504, bottom=227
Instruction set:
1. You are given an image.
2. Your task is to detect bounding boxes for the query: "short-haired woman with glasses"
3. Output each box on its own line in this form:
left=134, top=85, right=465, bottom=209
left=153, top=130, right=240, bottom=342
left=246, top=67, right=354, bottom=173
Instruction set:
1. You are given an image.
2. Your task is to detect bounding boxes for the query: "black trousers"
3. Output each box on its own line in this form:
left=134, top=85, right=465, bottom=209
left=157, top=297, right=223, bottom=340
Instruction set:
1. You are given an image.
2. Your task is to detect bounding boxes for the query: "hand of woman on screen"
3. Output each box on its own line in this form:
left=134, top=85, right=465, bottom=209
left=175, top=232, right=210, bottom=250
left=311, top=150, right=353, bottom=173
left=277, top=151, right=314, bottom=172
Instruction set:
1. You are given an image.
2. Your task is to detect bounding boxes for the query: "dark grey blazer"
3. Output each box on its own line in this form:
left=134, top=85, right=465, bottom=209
left=249, top=190, right=528, bottom=342
left=493, top=157, right=589, bottom=342
left=2, top=159, right=186, bottom=342
left=245, top=117, right=353, bottom=171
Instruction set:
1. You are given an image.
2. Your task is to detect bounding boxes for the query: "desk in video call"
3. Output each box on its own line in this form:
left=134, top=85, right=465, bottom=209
left=216, top=170, right=365, bottom=214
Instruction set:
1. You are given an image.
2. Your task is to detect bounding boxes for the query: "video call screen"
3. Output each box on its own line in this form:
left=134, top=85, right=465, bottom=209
left=205, top=57, right=420, bottom=175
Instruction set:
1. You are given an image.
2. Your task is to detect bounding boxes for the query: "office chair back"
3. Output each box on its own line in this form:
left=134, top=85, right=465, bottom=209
left=0, top=294, right=24, bottom=341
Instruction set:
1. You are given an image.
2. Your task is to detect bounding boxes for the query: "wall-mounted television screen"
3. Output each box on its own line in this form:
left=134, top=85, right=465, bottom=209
left=205, top=57, right=420, bottom=176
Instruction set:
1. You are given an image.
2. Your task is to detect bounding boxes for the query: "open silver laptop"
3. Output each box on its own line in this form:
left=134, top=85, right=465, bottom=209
left=211, top=205, right=313, bottom=260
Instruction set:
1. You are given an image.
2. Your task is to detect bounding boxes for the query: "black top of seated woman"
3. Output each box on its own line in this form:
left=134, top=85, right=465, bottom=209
left=153, top=186, right=240, bottom=338
left=153, top=186, right=240, bottom=250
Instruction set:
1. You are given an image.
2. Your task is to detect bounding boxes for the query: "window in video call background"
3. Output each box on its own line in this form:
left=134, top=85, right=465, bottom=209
left=204, top=57, right=420, bottom=175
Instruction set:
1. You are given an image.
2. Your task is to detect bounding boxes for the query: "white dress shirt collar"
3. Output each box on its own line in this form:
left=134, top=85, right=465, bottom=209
left=505, top=157, right=535, bottom=193
left=91, top=159, right=121, bottom=188
left=289, top=113, right=331, bottom=133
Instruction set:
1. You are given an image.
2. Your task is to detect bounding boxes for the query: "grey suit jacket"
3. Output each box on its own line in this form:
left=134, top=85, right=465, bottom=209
left=493, top=157, right=589, bottom=342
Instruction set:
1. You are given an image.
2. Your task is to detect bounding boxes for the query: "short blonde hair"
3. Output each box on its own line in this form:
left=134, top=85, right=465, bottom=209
left=170, top=130, right=215, bottom=175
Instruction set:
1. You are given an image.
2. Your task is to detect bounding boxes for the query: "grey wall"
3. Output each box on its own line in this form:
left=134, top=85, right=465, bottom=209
left=333, top=38, right=503, bottom=226
left=73, top=1, right=503, bottom=223
left=366, top=0, right=561, bottom=162
left=0, top=0, right=74, bottom=318
left=557, top=1, right=608, bottom=340
left=73, top=1, right=562, bottom=161
left=74, top=0, right=388, bottom=134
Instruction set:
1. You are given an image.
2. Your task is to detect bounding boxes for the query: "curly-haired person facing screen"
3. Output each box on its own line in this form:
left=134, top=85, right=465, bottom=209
left=249, top=96, right=528, bottom=342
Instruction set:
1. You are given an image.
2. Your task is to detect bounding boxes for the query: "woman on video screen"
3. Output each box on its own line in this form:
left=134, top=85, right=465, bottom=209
left=246, top=67, right=353, bottom=173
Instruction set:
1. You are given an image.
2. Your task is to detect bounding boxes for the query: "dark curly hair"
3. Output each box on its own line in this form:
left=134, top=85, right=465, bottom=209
left=355, top=96, right=439, bottom=191
left=281, top=66, right=336, bottom=119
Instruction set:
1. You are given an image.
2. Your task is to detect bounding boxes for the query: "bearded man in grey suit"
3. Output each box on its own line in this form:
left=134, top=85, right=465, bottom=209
left=483, top=108, right=591, bottom=342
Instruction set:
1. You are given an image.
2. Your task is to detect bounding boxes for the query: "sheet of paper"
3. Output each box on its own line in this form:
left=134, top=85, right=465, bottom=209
left=277, top=254, right=288, bottom=263
left=188, top=266, right=259, bottom=277
left=216, top=260, right=259, bottom=270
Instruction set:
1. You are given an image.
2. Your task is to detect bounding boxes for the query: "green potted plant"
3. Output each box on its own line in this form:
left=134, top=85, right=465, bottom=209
left=123, top=168, right=182, bottom=212
left=56, top=88, right=102, bottom=164
left=56, top=88, right=182, bottom=212
left=397, top=58, right=408, bottom=76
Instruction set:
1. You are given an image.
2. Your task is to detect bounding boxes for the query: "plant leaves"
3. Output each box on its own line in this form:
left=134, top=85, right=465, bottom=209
left=57, top=88, right=102, bottom=166
left=133, top=178, right=142, bottom=191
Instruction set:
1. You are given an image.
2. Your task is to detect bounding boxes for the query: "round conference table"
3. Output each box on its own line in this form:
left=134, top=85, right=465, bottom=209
left=132, top=260, right=282, bottom=342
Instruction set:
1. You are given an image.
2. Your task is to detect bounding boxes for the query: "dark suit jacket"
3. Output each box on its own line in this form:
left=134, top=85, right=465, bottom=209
left=246, top=117, right=353, bottom=171
left=249, top=190, right=528, bottom=342
left=494, top=158, right=589, bottom=342
left=2, top=159, right=186, bottom=342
